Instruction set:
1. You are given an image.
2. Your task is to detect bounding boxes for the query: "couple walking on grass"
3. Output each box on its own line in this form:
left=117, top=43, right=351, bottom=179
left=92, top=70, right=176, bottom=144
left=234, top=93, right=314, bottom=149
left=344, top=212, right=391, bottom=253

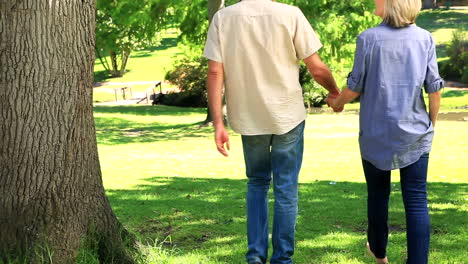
left=203, top=0, right=443, bottom=263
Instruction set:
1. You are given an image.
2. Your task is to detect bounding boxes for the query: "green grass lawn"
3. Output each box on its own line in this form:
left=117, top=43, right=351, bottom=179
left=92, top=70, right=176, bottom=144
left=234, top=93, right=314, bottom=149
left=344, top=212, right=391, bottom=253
left=88, top=105, right=468, bottom=264
left=94, top=30, right=184, bottom=84
left=417, top=9, right=468, bottom=60
left=417, top=9, right=468, bottom=45
left=93, top=30, right=185, bottom=103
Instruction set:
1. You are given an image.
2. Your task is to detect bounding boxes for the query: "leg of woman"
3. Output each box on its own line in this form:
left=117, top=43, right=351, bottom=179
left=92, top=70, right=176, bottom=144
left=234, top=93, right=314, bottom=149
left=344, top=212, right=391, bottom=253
left=363, top=159, right=391, bottom=260
left=400, top=153, right=430, bottom=264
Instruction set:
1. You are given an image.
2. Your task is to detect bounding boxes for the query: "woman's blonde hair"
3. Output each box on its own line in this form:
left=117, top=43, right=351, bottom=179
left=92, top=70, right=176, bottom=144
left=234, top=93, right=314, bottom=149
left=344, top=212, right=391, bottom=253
left=383, top=0, right=422, bottom=28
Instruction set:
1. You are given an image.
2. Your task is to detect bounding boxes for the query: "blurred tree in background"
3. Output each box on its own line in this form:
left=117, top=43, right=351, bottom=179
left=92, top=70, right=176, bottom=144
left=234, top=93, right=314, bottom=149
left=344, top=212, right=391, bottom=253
left=173, top=0, right=379, bottom=107
left=96, top=0, right=173, bottom=77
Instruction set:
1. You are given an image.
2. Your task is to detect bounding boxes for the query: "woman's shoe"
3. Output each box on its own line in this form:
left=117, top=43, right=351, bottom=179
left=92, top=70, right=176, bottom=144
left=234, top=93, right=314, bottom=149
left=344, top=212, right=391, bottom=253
left=366, top=242, right=389, bottom=264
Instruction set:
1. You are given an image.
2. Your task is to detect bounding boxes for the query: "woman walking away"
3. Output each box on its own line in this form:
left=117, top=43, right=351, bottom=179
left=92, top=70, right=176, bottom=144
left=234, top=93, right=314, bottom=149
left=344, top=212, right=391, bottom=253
left=327, top=0, right=443, bottom=263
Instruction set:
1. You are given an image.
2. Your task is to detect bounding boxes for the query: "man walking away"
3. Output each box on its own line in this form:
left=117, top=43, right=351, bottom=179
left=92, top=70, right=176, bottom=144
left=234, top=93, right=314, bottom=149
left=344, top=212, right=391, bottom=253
left=204, top=1, right=341, bottom=263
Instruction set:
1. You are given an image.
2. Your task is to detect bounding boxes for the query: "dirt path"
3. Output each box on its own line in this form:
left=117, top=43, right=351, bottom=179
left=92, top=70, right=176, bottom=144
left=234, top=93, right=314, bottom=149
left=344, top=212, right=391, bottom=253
left=438, top=112, right=468, bottom=121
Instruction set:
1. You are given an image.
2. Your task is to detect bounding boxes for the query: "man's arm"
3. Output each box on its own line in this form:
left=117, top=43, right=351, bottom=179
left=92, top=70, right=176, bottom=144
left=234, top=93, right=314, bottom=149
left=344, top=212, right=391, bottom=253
left=428, top=91, right=441, bottom=127
left=303, top=53, right=341, bottom=97
left=207, top=60, right=230, bottom=156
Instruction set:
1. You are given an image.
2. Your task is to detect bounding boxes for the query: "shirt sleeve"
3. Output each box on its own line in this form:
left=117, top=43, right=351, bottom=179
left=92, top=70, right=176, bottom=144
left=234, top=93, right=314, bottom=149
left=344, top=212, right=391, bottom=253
left=347, top=35, right=367, bottom=93
left=293, top=8, right=322, bottom=60
left=203, top=12, right=223, bottom=63
left=424, top=35, right=444, bottom=93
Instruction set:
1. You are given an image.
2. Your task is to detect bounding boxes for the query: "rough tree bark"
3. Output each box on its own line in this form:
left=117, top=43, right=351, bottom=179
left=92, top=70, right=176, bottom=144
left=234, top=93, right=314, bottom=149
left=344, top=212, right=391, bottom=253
left=0, top=0, right=134, bottom=263
left=203, top=0, right=225, bottom=125
left=422, top=0, right=437, bottom=9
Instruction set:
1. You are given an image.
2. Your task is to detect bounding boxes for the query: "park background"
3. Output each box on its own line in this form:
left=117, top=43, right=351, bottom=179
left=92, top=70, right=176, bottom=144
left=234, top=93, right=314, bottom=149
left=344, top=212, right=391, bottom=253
left=2, top=0, right=464, bottom=263
left=89, top=1, right=467, bottom=264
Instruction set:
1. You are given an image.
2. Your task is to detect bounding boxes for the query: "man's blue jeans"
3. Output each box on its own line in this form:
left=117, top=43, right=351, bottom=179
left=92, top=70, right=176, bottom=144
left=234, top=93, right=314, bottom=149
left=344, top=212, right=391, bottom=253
left=242, top=121, right=305, bottom=264
left=363, top=153, right=430, bottom=264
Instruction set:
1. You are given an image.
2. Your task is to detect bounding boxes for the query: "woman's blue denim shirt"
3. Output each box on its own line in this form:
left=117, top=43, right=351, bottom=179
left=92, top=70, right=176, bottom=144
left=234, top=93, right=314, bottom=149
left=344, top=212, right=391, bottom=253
left=348, top=22, right=444, bottom=170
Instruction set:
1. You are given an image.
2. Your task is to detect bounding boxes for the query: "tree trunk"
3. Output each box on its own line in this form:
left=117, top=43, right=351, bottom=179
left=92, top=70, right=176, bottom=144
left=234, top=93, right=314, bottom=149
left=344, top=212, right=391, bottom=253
left=0, top=1, right=134, bottom=263
left=422, top=0, right=436, bottom=9
left=204, top=0, right=225, bottom=125
left=109, top=50, right=122, bottom=77
left=208, top=0, right=225, bottom=23
left=119, top=49, right=131, bottom=77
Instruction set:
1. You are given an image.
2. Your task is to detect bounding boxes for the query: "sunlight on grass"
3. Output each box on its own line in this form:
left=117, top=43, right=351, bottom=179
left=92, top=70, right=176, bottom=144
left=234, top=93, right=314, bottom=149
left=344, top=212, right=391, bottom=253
left=94, top=31, right=185, bottom=83
left=93, top=104, right=467, bottom=264
left=417, top=9, right=468, bottom=45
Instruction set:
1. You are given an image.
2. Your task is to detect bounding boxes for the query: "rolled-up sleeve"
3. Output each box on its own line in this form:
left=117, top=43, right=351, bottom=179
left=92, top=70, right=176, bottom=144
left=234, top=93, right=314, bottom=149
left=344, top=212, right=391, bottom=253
left=424, top=35, right=444, bottom=93
left=293, top=8, right=322, bottom=60
left=347, top=35, right=367, bottom=93
left=203, top=13, right=223, bottom=63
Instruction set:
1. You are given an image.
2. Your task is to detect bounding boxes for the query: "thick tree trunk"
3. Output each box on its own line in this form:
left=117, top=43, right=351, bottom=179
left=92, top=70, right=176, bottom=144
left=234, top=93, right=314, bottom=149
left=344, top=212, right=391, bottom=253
left=204, top=0, right=225, bottom=125
left=0, top=1, right=134, bottom=263
left=208, top=0, right=225, bottom=22
left=422, top=0, right=436, bottom=9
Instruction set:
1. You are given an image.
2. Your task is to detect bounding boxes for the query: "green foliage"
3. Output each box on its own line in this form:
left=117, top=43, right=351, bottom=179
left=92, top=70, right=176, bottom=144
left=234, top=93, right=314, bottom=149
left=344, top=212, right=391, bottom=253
left=96, top=0, right=171, bottom=76
left=178, top=0, right=239, bottom=48
left=163, top=57, right=209, bottom=107
left=299, top=65, right=328, bottom=107
left=163, top=57, right=328, bottom=108
left=175, top=0, right=379, bottom=92
left=291, top=0, right=380, bottom=86
left=440, top=28, right=468, bottom=83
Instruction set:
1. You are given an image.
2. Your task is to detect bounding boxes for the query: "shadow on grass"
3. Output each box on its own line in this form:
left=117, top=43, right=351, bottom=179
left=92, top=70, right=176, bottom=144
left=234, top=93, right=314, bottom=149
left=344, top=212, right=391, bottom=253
left=94, top=70, right=111, bottom=83
left=132, top=37, right=179, bottom=58
left=106, top=177, right=467, bottom=263
left=417, top=10, right=468, bottom=32
left=95, top=117, right=211, bottom=145
left=442, top=90, right=467, bottom=98
left=94, top=106, right=210, bottom=145
left=94, top=105, right=206, bottom=116
left=417, top=10, right=464, bottom=57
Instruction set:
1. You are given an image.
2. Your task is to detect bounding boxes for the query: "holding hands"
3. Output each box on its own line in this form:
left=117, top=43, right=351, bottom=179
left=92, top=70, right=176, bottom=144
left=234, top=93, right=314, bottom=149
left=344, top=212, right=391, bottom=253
left=325, top=87, right=360, bottom=113
left=326, top=92, right=343, bottom=112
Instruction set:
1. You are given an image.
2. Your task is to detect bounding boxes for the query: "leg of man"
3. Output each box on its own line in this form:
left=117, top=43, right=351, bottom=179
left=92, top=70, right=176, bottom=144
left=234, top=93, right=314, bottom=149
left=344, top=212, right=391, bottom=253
left=400, top=153, right=430, bottom=264
left=242, top=134, right=273, bottom=264
left=362, top=159, right=391, bottom=259
left=270, top=121, right=305, bottom=264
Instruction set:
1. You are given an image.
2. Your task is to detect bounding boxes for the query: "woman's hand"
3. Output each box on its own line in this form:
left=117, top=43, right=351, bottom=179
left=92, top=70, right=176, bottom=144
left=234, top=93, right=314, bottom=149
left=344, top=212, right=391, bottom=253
left=326, top=93, right=344, bottom=112
left=327, top=87, right=360, bottom=112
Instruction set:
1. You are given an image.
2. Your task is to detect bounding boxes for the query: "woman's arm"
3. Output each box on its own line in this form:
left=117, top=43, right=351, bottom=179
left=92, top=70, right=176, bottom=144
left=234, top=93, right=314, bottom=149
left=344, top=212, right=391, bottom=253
left=428, top=91, right=441, bottom=127
left=327, top=34, right=366, bottom=112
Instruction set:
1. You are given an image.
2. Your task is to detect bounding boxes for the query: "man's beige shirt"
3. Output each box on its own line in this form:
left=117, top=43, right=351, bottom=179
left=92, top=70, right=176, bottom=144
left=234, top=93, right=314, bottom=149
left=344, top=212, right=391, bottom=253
left=203, top=0, right=322, bottom=135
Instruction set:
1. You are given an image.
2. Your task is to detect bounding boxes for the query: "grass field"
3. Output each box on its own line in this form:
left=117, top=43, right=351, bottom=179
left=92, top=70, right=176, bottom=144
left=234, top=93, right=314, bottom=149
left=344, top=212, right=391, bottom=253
left=417, top=9, right=468, bottom=53
left=87, top=105, right=468, bottom=264
left=94, top=30, right=183, bottom=84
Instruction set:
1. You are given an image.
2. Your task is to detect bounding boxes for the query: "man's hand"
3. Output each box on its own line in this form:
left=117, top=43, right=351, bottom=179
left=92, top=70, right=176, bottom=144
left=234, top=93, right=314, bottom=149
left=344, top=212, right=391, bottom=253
left=326, top=93, right=343, bottom=112
left=326, top=87, right=360, bottom=113
left=207, top=60, right=229, bottom=156
left=215, top=126, right=230, bottom=157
